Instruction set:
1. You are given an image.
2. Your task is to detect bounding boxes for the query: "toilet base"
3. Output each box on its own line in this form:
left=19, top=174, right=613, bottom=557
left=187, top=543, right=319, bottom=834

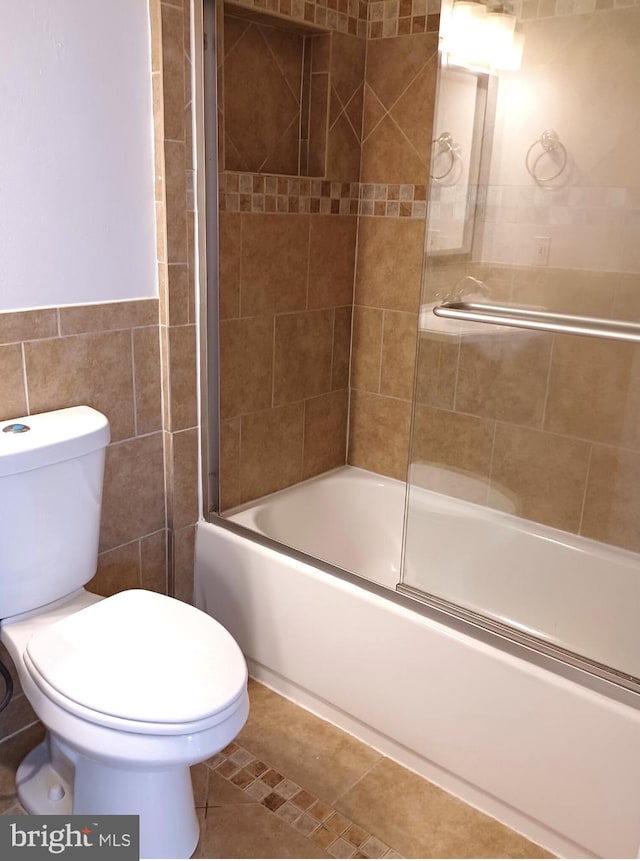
left=17, top=739, right=73, bottom=815
left=16, top=734, right=200, bottom=859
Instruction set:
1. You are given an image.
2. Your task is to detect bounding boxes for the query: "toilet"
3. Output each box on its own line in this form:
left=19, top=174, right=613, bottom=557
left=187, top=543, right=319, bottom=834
left=0, top=405, right=249, bottom=859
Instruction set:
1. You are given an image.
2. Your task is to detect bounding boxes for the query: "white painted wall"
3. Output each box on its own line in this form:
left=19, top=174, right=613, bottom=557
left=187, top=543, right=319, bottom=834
left=0, top=0, right=157, bottom=312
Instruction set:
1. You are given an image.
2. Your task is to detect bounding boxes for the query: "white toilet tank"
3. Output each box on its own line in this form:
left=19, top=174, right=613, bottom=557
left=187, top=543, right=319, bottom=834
left=0, top=406, right=110, bottom=619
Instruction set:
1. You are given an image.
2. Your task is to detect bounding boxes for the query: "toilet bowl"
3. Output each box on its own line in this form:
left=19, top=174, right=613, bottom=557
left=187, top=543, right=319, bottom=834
left=2, top=588, right=248, bottom=859
left=0, top=406, right=249, bottom=859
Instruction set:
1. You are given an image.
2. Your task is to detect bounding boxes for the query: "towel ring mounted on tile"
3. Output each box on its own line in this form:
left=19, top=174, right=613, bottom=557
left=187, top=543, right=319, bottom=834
left=430, top=132, right=462, bottom=183
left=525, top=129, right=568, bottom=184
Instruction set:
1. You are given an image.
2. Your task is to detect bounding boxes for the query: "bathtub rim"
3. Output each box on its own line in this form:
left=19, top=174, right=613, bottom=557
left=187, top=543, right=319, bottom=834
left=206, top=509, right=640, bottom=709
left=220, top=464, right=402, bottom=520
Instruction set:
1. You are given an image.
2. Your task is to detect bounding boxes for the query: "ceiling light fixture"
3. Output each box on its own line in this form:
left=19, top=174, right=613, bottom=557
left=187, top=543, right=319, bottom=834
left=441, top=1, right=524, bottom=74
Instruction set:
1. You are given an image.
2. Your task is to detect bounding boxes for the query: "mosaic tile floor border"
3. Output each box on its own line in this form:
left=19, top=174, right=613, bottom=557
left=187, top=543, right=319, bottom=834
left=208, top=742, right=404, bottom=859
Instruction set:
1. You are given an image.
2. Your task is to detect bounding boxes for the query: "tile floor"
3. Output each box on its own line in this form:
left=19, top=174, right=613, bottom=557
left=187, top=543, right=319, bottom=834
left=0, top=679, right=554, bottom=859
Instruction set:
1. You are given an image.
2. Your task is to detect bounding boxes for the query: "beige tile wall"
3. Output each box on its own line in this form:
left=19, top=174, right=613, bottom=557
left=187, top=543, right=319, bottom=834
left=348, top=28, right=438, bottom=480
left=0, top=300, right=167, bottom=744
left=216, top=2, right=364, bottom=510
left=151, top=0, right=200, bottom=600
left=219, top=211, right=355, bottom=509
left=0, top=301, right=167, bottom=593
left=217, top=2, right=439, bottom=499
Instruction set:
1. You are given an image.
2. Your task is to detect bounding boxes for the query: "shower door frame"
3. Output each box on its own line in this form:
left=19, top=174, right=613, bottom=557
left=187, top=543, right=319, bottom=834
left=398, top=60, right=640, bottom=699
left=397, top=580, right=640, bottom=696
left=194, top=0, right=220, bottom=519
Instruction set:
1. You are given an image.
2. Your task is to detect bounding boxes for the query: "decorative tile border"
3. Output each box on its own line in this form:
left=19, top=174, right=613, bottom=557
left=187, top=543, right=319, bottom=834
left=224, top=2, right=640, bottom=45
left=364, top=0, right=640, bottom=36
left=220, top=174, right=640, bottom=226
left=472, top=184, right=640, bottom=269
left=210, top=741, right=404, bottom=858
left=228, top=0, right=369, bottom=37
left=359, top=182, right=428, bottom=217
left=477, top=184, right=640, bottom=227
left=220, top=171, right=360, bottom=214
left=368, top=0, right=441, bottom=38
left=514, top=0, right=640, bottom=20
left=219, top=172, right=430, bottom=217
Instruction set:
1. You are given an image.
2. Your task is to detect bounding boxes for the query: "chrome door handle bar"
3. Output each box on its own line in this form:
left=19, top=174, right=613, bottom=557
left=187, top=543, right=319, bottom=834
left=433, top=302, right=640, bottom=344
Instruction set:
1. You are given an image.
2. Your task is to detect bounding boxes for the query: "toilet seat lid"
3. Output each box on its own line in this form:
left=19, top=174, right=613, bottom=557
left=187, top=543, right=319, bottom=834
left=25, top=590, right=247, bottom=725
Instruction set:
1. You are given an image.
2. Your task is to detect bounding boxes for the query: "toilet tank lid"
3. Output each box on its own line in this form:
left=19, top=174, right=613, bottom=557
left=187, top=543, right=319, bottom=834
left=0, top=406, right=110, bottom=477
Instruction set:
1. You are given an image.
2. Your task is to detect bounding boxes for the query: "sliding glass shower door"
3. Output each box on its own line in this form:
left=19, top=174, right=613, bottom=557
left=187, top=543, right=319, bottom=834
left=400, top=0, right=640, bottom=688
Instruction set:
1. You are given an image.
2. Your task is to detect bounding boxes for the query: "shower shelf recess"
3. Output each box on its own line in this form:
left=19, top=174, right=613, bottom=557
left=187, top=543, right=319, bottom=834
left=222, top=1, right=331, bottom=178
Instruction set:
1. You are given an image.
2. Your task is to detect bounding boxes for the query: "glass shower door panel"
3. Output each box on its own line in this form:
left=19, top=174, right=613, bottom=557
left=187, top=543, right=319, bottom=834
left=401, top=1, right=640, bottom=686
left=404, top=286, right=640, bottom=682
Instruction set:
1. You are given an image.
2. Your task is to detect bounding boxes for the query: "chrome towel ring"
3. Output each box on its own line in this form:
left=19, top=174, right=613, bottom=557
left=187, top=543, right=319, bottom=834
left=525, top=129, right=568, bottom=184
left=430, top=132, right=462, bottom=183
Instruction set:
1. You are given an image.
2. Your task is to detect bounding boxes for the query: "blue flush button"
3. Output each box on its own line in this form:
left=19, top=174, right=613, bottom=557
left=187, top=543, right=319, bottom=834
left=2, top=423, right=30, bottom=433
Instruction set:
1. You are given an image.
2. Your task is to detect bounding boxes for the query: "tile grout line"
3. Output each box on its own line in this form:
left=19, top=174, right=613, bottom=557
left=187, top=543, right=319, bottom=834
left=20, top=342, right=31, bottom=416
left=329, top=754, right=385, bottom=813
left=207, top=741, right=403, bottom=859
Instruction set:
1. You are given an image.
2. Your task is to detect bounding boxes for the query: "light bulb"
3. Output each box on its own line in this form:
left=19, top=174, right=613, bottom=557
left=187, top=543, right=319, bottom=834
left=443, top=1, right=487, bottom=59
left=502, top=27, right=524, bottom=71
left=443, top=2, right=523, bottom=74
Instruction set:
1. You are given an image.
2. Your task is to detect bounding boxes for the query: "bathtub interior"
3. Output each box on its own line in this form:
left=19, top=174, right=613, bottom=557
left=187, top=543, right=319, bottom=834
left=225, top=466, right=405, bottom=591
left=224, top=462, right=515, bottom=593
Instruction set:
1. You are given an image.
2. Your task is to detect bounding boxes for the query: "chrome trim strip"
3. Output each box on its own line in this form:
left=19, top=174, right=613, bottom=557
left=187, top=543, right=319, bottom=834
left=397, top=583, right=640, bottom=697
left=433, top=301, right=640, bottom=343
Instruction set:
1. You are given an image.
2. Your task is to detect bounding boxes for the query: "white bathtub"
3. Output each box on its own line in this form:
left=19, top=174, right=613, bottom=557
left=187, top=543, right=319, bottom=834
left=195, top=466, right=640, bottom=859
left=225, top=467, right=406, bottom=589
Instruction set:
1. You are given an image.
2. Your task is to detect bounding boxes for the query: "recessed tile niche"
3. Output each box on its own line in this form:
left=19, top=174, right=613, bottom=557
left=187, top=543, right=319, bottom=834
left=223, top=3, right=331, bottom=177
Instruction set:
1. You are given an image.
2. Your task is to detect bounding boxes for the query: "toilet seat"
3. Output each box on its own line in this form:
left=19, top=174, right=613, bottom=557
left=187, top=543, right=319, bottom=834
left=24, top=590, right=248, bottom=732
